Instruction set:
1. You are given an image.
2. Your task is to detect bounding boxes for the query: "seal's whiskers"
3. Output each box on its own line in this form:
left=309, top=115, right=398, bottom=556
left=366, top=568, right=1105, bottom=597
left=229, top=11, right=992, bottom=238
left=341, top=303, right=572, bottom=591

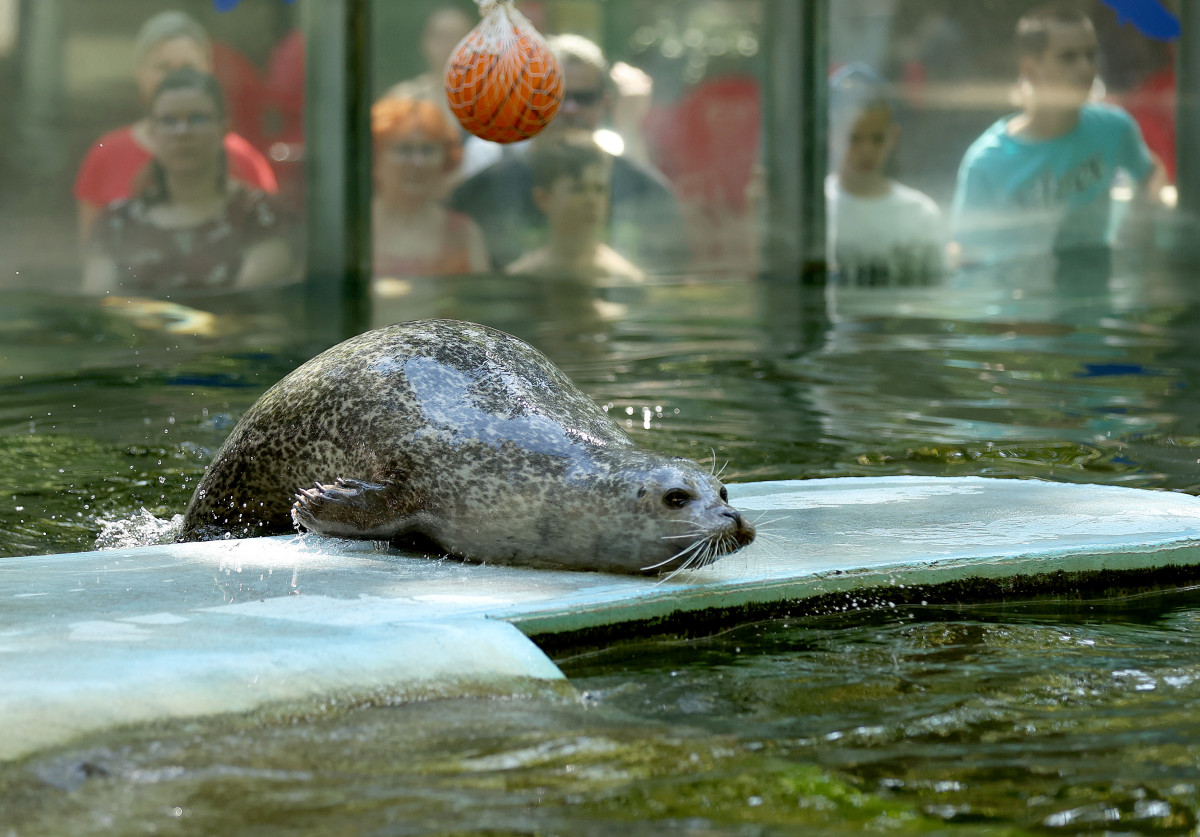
left=659, top=521, right=708, bottom=542
left=660, top=531, right=706, bottom=541
left=641, top=538, right=704, bottom=572
left=657, top=534, right=724, bottom=584
left=648, top=526, right=746, bottom=584
left=750, top=513, right=789, bottom=529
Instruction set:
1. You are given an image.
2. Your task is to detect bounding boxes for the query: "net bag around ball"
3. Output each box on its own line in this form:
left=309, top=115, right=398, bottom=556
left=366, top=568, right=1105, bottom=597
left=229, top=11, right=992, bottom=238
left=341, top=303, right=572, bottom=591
left=444, top=0, right=564, bottom=144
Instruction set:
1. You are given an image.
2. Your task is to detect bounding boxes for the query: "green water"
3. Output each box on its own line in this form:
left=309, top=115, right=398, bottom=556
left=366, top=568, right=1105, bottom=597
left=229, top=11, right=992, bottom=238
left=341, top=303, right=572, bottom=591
left=5, top=260, right=1200, bottom=833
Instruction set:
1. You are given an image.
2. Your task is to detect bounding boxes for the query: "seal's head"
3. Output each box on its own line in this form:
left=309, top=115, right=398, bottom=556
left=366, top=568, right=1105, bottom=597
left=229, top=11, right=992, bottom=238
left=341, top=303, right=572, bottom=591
left=629, top=459, right=756, bottom=574
left=540, top=452, right=755, bottom=575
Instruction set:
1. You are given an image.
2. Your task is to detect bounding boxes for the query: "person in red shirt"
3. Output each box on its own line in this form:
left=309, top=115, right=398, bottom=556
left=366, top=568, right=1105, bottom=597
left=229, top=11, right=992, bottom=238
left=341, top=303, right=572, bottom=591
left=83, top=68, right=294, bottom=294
left=73, top=10, right=277, bottom=241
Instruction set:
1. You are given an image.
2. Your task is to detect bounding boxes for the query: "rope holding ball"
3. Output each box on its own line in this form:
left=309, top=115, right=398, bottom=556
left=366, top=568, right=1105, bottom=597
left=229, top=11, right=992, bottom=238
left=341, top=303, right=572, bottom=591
left=444, top=0, right=565, bottom=143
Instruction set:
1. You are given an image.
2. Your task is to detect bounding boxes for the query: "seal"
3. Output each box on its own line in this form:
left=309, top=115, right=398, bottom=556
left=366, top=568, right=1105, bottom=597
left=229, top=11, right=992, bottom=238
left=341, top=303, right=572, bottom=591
left=179, top=319, right=755, bottom=573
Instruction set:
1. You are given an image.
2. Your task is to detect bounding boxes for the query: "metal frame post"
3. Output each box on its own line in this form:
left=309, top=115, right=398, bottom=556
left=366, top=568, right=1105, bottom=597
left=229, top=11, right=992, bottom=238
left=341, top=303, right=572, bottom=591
left=302, top=0, right=373, bottom=340
left=761, top=0, right=827, bottom=282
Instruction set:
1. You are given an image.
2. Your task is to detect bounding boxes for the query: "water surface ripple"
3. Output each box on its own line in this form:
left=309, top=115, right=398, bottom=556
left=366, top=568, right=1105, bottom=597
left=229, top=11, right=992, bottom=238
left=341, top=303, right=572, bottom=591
left=4, top=264, right=1200, bottom=832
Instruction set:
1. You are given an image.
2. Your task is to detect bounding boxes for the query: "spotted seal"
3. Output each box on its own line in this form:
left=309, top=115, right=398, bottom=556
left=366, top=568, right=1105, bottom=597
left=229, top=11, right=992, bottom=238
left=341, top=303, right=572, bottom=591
left=179, top=319, right=755, bottom=573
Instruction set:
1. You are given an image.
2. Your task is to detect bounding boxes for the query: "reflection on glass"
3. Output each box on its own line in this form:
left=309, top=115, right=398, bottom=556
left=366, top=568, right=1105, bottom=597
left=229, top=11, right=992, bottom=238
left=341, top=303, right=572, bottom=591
left=369, top=1, right=766, bottom=280
left=818, top=1, right=1189, bottom=458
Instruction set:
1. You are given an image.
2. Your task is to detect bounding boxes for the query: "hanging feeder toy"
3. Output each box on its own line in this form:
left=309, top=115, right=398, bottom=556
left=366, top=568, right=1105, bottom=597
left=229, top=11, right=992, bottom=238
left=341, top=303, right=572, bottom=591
left=444, top=0, right=565, bottom=143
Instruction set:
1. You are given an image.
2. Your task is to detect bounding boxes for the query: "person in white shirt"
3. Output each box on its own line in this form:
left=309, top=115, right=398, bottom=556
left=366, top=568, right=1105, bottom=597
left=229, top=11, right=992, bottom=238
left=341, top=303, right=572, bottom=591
left=826, top=63, right=945, bottom=287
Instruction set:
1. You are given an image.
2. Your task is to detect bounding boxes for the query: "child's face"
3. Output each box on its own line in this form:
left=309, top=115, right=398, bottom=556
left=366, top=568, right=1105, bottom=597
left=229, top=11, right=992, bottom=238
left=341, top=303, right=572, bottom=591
left=1023, top=21, right=1098, bottom=108
left=840, top=107, right=897, bottom=178
left=538, top=163, right=610, bottom=230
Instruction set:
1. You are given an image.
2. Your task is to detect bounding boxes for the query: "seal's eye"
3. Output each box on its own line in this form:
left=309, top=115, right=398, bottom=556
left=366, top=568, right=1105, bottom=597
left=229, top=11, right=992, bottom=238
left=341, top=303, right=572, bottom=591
left=662, top=488, right=692, bottom=509
left=719, top=486, right=729, bottom=503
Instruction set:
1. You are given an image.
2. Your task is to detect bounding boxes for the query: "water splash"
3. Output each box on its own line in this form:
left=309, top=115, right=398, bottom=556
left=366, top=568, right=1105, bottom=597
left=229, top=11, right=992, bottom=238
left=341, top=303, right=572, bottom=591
left=94, top=509, right=183, bottom=550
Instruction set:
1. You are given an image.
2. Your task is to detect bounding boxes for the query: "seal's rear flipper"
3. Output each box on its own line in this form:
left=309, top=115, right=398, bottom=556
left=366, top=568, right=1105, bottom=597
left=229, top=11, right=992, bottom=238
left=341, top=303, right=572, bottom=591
left=291, top=478, right=419, bottom=539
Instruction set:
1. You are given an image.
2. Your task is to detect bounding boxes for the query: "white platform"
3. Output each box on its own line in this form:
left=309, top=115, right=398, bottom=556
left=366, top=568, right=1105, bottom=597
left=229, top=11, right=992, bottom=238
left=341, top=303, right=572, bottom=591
left=4, top=476, right=1200, bottom=761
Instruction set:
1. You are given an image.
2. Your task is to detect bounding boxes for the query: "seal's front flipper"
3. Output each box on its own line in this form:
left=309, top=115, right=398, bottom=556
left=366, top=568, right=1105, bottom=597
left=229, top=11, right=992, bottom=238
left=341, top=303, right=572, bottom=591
left=291, top=478, right=418, bottom=539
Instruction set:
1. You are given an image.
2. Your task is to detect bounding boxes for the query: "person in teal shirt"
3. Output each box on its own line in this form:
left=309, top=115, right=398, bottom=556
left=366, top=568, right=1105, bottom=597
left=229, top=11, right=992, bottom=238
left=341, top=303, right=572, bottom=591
left=951, top=3, right=1163, bottom=265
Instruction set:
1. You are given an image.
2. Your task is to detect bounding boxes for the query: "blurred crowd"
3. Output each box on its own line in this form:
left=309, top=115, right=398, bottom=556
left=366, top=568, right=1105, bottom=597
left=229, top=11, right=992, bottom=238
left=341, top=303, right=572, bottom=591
left=71, top=2, right=1175, bottom=299
left=74, top=5, right=759, bottom=298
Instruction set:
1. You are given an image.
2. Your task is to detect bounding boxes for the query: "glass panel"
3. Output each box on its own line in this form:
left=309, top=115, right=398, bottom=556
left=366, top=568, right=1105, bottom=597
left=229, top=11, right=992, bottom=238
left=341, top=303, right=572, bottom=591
left=368, top=0, right=767, bottom=306
left=817, top=0, right=1198, bottom=519
left=0, top=1, right=308, bottom=556
left=2, top=0, right=305, bottom=298
left=825, top=0, right=1178, bottom=290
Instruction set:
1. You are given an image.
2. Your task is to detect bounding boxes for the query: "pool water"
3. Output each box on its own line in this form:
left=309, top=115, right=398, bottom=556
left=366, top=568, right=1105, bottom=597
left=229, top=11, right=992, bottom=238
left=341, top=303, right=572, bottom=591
left=5, top=259, right=1200, bottom=833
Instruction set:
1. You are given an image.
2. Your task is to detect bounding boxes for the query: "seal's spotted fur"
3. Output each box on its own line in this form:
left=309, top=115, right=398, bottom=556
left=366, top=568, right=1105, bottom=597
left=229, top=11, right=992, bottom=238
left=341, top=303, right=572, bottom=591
left=179, top=319, right=754, bottom=573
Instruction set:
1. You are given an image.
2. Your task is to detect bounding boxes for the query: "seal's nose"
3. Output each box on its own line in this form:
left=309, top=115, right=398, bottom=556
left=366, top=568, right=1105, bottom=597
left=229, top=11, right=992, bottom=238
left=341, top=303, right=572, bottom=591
left=721, top=508, right=756, bottom=546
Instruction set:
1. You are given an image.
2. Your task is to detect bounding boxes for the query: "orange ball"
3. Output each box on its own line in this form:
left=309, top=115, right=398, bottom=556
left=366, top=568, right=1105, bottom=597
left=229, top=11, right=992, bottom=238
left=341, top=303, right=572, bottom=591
left=445, top=25, right=564, bottom=144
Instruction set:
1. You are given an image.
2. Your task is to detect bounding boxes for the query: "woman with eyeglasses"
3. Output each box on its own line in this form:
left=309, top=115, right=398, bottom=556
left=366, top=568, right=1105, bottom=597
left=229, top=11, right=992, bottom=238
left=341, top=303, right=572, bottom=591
left=371, top=97, right=489, bottom=278
left=82, top=67, right=295, bottom=295
left=73, top=11, right=276, bottom=243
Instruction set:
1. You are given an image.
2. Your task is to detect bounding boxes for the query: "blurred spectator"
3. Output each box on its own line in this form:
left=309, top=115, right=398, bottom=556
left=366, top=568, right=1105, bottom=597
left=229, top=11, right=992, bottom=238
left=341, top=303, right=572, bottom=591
left=507, top=131, right=643, bottom=281
left=82, top=68, right=294, bottom=294
left=951, top=4, right=1163, bottom=265
left=449, top=33, right=688, bottom=273
left=372, top=97, right=488, bottom=277
left=73, top=11, right=277, bottom=242
left=826, top=64, right=944, bottom=287
left=643, top=71, right=760, bottom=271
left=381, top=4, right=502, bottom=180
left=382, top=4, right=473, bottom=126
